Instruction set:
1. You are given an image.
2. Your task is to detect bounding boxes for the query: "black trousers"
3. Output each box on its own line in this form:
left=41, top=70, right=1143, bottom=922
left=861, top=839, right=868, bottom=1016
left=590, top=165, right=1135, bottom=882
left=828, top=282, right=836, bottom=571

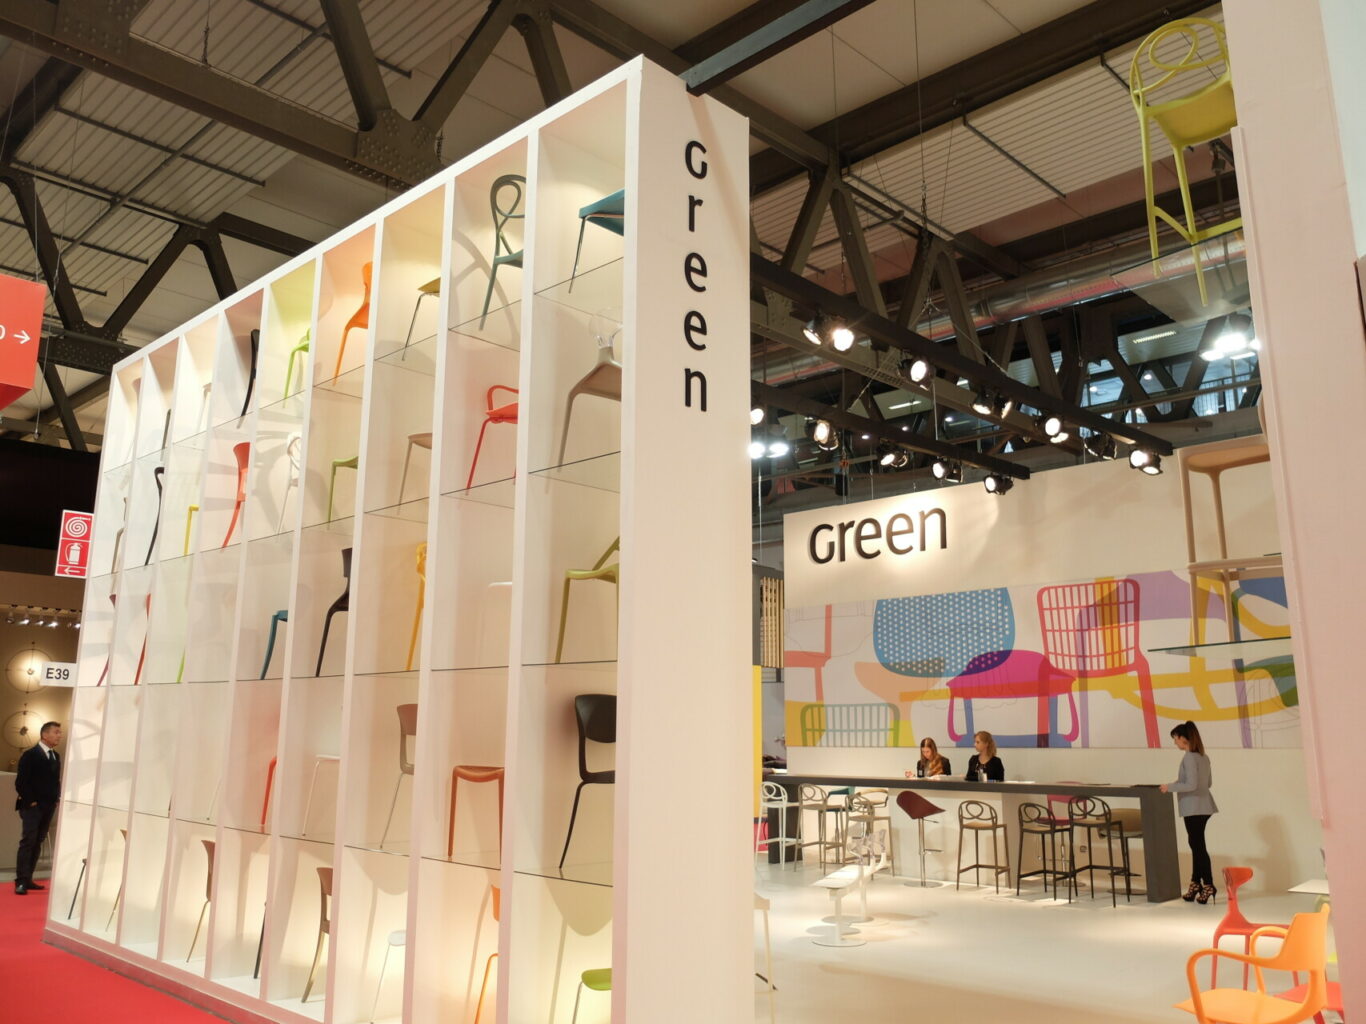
left=15, top=801, right=57, bottom=886
left=1184, top=813, right=1212, bottom=886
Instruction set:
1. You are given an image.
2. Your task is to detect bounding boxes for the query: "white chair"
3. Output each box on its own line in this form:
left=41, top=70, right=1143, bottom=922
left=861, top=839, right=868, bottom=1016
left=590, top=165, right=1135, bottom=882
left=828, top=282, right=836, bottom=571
left=301, top=754, right=341, bottom=837
left=755, top=892, right=775, bottom=1023
left=847, top=790, right=895, bottom=876
left=277, top=432, right=302, bottom=533
left=756, top=781, right=800, bottom=869
left=811, top=824, right=887, bottom=948
left=798, top=784, right=848, bottom=870
left=369, top=929, right=405, bottom=1022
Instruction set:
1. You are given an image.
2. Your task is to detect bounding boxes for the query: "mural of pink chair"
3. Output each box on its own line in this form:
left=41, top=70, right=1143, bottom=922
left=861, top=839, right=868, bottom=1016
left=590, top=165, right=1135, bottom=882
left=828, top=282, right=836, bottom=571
left=221, top=441, right=251, bottom=547
left=785, top=603, right=832, bottom=703
left=947, top=650, right=1079, bottom=748
left=1036, top=579, right=1160, bottom=748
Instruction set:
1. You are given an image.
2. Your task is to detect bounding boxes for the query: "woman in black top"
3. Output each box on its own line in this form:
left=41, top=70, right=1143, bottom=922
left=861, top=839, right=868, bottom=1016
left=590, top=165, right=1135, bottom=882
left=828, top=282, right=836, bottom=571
left=964, top=730, right=1004, bottom=781
left=916, top=737, right=951, bottom=778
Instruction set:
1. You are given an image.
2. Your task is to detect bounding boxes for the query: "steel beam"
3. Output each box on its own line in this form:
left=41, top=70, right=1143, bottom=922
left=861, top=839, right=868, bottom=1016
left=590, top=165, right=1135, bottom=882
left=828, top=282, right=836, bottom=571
left=0, top=58, right=83, bottom=163
left=41, top=362, right=86, bottom=451
left=674, top=0, right=810, bottom=64
left=0, top=169, right=85, bottom=329
left=319, top=0, right=391, bottom=130
left=515, top=7, right=574, bottom=105
left=414, top=0, right=522, bottom=133
left=212, top=214, right=312, bottom=259
left=682, top=0, right=877, bottom=95
left=827, top=184, right=887, bottom=317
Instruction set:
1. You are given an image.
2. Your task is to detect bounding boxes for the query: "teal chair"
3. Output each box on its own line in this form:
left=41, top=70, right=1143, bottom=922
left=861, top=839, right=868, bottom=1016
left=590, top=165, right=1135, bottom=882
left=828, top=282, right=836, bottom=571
left=479, top=174, right=526, bottom=328
left=569, top=189, right=625, bottom=291
left=260, top=610, right=287, bottom=679
left=570, top=968, right=612, bottom=1023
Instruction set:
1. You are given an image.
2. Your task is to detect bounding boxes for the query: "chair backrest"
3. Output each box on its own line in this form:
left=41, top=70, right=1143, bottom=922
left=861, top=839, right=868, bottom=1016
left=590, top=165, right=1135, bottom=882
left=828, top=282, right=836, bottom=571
left=340, top=547, right=353, bottom=580
left=317, top=866, right=333, bottom=933
left=1128, top=19, right=1231, bottom=115
left=761, top=780, right=788, bottom=804
left=1219, top=865, right=1257, bottom=930
left=958, top=800, right=997, bottom=826
left=1037, top=579, right=1142, bottom=675
left=591, top=538, right=621, bottom=571
left=574, top=693, right=616, bottom=779
left=1068, top=794, right=1112, bottom=825
left=396, top=703, right=418, bottom=774
left=896, top=789, right=944, bottom=821
left=799, top=702, right=899, bottom=747
left=491, top=885, right=501, bottom=924
left=1264, top=906, right=1330, bottom=976
left=489, top=174, right=526, bottom=260
left=1019, top=802, right=1056, bottom=828
left=872, top=589, right=1015, bottom=678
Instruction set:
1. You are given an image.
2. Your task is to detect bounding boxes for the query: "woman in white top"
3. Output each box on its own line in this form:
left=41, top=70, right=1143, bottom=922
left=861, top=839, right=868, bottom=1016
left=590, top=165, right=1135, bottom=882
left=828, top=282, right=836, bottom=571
left=1160, top=720, right=1218, bottom=903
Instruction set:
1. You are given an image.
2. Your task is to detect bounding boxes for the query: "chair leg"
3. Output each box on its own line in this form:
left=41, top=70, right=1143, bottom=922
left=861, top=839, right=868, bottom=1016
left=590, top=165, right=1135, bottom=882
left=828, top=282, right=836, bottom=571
left=316, top=607, right=338, bottom=676
left=398, top=440, right=415, bottom=504
left=557, top=386, right=583, bottom=465
left=466, top=418, right=492, bottom=490
left=277, top=480, right=296, bottom=535
left=559, top=781, right=588, bottom=869
left=448, top=773, right=460, bottom=859
left=554, top=575, right=575, bottom=663
left=480, top=262, right=500, bottom=330
left=1015, top=828, right=1026, bottom=896
left=571, top=981, right=585, bottom=1024
left=917, top=818, right=928, bottom=887
left=68, top=858, right=86, bottom=920
left=955, top=824, right=964, bottom=891
left=378, top=772, right=406, bottom=849
left=474, top=952, right=498, bottom=1023
left=221, top=497, right=244, bottom=548
left=402, top=291, right=434, bottom=356
left=302, top=931, right=327, bottom=1002
left=187, top=898, right=208, bottom=961
left=184, top=505, right=198, bottom=555
left=569, top=218, right=588, bottom=293
left=106, top=882, right=122, bottom=929
left=334, top=324, right=356, bottom=381
left=302, top=758, right=325, bottom=837
left=369, top=941, right=392, bottom=1023
left=328, top=464, right=339, bottom=522
left=405, top=592, right=423, bottom=671
left=285, top=348, right=299, bottom=398
left=261, top=615, right=281, bottom=680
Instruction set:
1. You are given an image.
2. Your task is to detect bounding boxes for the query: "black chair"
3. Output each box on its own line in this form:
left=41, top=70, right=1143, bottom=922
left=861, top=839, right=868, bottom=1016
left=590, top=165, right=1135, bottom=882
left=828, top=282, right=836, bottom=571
left=315, top=547, right=352, bottom=676
left=238, top=329, right=259, bottom=426
left=558, top=693, right=616, bottom=869
left=1064, top=795, right=1126, bottom=906
left=1016, top=802, right=1069, bottom=897
left=144, top=465, right=165, bottom=565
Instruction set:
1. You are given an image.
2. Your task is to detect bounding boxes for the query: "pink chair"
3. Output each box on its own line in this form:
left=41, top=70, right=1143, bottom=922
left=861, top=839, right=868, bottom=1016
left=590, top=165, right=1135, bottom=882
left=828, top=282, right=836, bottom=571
left=946, top=649, right=1078, bottom=746
left=221, top=441, right=251, bottom=547
left=785, top=604, right=832, bottom=703
left=466, top=385, right=519, bottom=490
left=1036, top=579, right=1160, bottom=747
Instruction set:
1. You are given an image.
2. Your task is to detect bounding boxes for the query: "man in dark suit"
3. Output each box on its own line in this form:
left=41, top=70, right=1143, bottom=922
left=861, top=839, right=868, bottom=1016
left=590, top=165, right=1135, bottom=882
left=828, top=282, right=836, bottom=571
left=14, top=721, right=61, bottom=895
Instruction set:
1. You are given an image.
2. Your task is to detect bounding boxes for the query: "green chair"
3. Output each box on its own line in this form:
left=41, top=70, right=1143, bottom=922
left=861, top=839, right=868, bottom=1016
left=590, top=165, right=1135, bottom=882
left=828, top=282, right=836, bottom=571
left=570, top=968, right=612, bottom=1023
left=284, top=329, right=310, bottom=398
left=479, top=174, right=526, bottom=328
left=327, top=455, right=358, bottom=522
left=402, top=278, right=441, bottom=355
left=554, top=538, right=619, bottom=663
left=570, top=189, right=625, bottom=291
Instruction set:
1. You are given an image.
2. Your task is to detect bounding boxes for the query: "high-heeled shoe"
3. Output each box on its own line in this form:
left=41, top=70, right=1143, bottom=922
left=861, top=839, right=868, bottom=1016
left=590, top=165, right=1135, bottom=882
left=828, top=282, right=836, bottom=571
left=1182, top=881, right=1200, bottom=902
left=1195, top=883, right=1218, bottom=904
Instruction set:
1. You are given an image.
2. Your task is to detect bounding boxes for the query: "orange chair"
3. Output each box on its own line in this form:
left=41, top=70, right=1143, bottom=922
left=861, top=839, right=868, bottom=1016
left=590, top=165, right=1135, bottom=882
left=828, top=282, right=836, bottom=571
left=333, top=262, right=373, bottom=380
left=1177, top=906, right=1330, bottom=1024
left=1212, top=866, right=1279, bottom=988
left=466, top=385, right=519, bottom=490
left=448, top=765, right=505, bottom=859
left=785, top=603, right=833, bottom=703
left=221, top=441, right=251, bottom=547
left=261, top=756, right=278, bottom=831
left=473, top=886, right=501, bottom=1023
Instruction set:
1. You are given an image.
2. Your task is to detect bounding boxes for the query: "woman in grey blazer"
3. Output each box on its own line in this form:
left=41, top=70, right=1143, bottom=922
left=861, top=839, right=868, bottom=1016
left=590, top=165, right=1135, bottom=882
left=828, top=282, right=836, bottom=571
left=1160, top=720, right=1218, bottom=903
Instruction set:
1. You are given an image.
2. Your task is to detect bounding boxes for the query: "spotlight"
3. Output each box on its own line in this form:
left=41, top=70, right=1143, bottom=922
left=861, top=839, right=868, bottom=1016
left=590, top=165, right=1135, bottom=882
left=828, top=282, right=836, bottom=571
left=1201, top=312, right=1257, bottom=360
left=767, top=439, right=791, bottom=459
left=971, top=389, right=995, bottom=417
left=32, top=617, right=44, bottom=627
left=901, top=357, right=931, bottom=384
left=802, top=316, right=823, bottom=345
left=931, top=458, right=962, bottom=483
left=17, top=611, right=30, bottom=625
left=879, top=449, right=898, bottom=467
left=73, top=621, right=81, bottom=630
left=810, top=419, right=839, bottom=450
left=892, top=451, right=909, bottom=469
left=750, top=407, right=765, bottom=426
left=4, top=611, right=12, bottom=625
left=1129, top=448, right=1162, bottom=475
left=46, top=618, right=58, bottom=628
left=983, top=473, right=1014, bottom=495
left=747, top=440, right=766, bottom=460
left=1084, top=433, right=1117, bottom=460
left=1000, top=394, right=1016, bottom=417
left=1038, top=414, right=1069, bottom=443
left=803, top=313, right=855, bottom=349
left=830, top=321, right=856, bottom=351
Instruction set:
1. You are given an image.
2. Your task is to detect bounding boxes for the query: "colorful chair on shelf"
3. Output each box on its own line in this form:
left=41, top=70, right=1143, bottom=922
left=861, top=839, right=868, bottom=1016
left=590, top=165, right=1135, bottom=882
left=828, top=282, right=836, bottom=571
left=559, top=693, right=616, bottom=869
left=570, top=188, right=625, bottom=291
left=557, top=314, right=622, bottom=464
left=405, top=543, right=426, bottom=671
left=473, top=886, right=501, bottom=1024
left=466, top=385, right=518, bottom=490
left=402, top=277, right=441, bottom=355
left=333, top=262, right=372, bottom=381
left=183, top=504, right=199, bottom=555
left=554, top=538, right=620, bottom=663
left=221, top=441, right=251, bottom=547
left=132, top=592, right=151, bottom=685
left=186, top=838, right=215, bottom=961
left=144, top=465, right=166, bottom=566
left=277, top=433, right=302, bottom=533
left=398, top=432, right=432, bottom=504
left=238, top=329, right=259, bottom=426
left=314, top=547, right=352, bottom=676
left=96, top=592, right=117, bottom=686
left=301, top=866, right=332, bottom=1002
left=284, top=329, right=310, bottom=398
left=327, top=454, right=358, bottom=522
left=479, top=173, right=526, bottom=328
left=1177, top=906, right=1330, bottom=1024
left=570, top=967, right=612, bottom=1024
left=261, top=756, right=277, bottom=830
left=378, top=703, right=419, bottom=849
left=369, top=929, right=406, bottom=1023
left=110, top=496, right=128, bottom=573
left=448, top=765, right=505, bottom=859
left=1211, top=866, right=1279, bottom=988
left=104, top=826, right=129, bottom=929
left=301, top=754, right=341, bottom=837
left=1129, top=18, right=1240, bottom=306
left=260, top=609, right=288, bottom=679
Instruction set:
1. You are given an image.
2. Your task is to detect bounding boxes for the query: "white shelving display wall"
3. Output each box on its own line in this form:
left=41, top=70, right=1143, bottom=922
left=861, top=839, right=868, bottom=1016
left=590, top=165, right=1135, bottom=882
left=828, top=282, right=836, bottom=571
left=48, top=59, right=752, bottom=1024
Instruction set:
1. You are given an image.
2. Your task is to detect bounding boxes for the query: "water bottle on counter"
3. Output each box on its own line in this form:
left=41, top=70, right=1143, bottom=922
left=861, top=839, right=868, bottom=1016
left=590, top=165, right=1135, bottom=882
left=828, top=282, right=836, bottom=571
left=977, top=767, right=987, bottom=782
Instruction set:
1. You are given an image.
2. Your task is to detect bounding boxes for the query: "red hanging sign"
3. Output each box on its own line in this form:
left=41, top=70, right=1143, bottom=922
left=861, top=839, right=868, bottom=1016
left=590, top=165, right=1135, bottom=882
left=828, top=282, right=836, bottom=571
left=55, top=510, right=94, bottom=578
left=0, top=274, right=47, bottom=410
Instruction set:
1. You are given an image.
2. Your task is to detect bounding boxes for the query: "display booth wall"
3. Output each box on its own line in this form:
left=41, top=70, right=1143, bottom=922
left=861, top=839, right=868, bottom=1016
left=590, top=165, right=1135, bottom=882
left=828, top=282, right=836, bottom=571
left=782, top=454, right=1322, bottom=889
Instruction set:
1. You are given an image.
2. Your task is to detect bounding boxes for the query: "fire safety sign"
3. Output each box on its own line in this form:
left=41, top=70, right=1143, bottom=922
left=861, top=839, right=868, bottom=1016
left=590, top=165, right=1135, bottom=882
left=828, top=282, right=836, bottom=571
left=55, top=509, right=94, bottom=578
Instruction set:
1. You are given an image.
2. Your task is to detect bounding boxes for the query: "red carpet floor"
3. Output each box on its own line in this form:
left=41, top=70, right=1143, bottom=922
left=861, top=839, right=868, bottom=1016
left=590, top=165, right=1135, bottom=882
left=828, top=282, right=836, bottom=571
left=0, top=889, right=224, bottom=1022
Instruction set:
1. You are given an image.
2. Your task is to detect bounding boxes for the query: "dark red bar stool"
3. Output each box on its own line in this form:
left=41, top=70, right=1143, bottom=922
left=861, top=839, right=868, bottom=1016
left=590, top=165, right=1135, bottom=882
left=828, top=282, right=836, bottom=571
left=896, top=790, right=945, bottom=887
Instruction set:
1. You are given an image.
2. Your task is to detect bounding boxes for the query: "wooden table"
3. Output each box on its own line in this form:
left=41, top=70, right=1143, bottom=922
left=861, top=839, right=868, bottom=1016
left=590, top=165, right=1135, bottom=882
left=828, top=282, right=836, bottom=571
left=771, top=773, right=1181, bottom=902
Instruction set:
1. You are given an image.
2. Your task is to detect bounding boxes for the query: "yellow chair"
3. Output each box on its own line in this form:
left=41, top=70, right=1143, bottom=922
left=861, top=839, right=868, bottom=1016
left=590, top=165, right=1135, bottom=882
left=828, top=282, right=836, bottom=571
left=1176, top=905, right=1330, bottom=1024
left=183, top=504, right=199, bottom=555
left=554, top=538, right=619, bottom=663
left=570, top=968, right=612, bottom=1023
left=406, top=542, right=426, bottom=671
left=1129, top=17, right=1241, bottom=304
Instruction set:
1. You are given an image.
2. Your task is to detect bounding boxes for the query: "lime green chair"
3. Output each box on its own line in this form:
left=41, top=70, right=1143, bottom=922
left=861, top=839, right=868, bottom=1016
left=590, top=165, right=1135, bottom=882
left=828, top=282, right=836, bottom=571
left=327, top=455, right=358, bottom=522
left=284, top=329, right=311, bottom=397
left=554, top=538, right=619, bottom=663
left=1129, top=17, right=1241, bottom=305
left=570, top=968, right=611, bottom=1023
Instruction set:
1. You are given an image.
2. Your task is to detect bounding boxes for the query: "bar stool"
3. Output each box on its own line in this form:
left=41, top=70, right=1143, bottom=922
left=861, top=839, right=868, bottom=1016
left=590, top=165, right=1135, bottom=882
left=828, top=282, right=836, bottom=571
left=757, top=781, right=800, bottom=868
left=1105, top=806, right=1145, bottom=901
left=1064, top=795, right=1125, bottom=906
left=847, top=789, right=895, bottom=876
left=896, top=790, right=944, bottom=887
left=955, top=800, right=1009, bottom=892
left=798, top=784, right=848, bottom=870
left=1016, top=802, right=1069, bottom=897
left=570, top=968, right=612, bottom=1023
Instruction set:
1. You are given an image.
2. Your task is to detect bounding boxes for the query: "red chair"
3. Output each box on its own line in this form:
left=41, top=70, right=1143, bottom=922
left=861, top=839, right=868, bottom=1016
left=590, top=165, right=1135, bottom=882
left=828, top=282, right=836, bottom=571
left=466, top=385, right=519, bottom=490
left=1036, top=579, right=1160, bottom=747
left=785, top=604, right=833, bottom=702
left=1275, top=980, right=1344, bottom=1024
left=1212, top=866, right=1279, bottom=988
left=221, top=441, right=251, bottom=547
left=261, top=756, right=278, bottom=831
left=333, top=262, right=372, bottom=380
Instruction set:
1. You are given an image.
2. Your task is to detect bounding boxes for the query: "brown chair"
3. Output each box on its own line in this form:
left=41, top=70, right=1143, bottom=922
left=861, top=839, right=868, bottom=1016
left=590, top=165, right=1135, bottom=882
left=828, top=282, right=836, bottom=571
left=955, top=800, right=1009, bottom=892
left=186, top=838, right=215, bottom=961
left=302, top=866, right=333, bottom=1002
left=896, top=790, right=944, bottom=887
left=1063, top=795, right=1126, bottom=906
left=448, top=765, right=505, bottom=859
left=379, top=703, right=418, bottom=848
left=1016, top=802, right=1069, bottom=897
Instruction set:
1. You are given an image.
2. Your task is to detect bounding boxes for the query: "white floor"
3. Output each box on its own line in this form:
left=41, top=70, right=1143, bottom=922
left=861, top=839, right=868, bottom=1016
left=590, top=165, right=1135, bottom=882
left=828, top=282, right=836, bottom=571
left=753, top=860, right=1338, bottom=1023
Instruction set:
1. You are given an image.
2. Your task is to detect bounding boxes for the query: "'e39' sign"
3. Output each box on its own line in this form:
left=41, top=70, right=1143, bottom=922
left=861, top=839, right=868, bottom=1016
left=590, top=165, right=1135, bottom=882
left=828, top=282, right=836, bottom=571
left=682, top=140, right=711, bottom=413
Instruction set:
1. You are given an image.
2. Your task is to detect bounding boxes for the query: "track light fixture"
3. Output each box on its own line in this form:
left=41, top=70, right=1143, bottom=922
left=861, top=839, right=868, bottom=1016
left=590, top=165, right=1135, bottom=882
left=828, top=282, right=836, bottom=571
left=810, top=419, right=839, bottom=450
left=900, top=357, right=931, bottom=384
left=1084, top=433, right=1118, bottom=460
left=971, top=388, right=994, bottom=417
left=1037, top=413, right=1070, bottom=443
left=767, top=439, right=791, bottom=459
left=803, top=313, right=855, bottom=350
left=1000, top=394, right=1015, bottom=417
left=750, top=407, right=765, bottom=426
left=983, top=473, right=1014, bottom=495
left=747, top=440, right=766, bottom=460
left=931, top=458, right=962, bottom=483
left=878, top=449, right=910, bottom=470
left=17, top=611, right=30, bottom=625
left=1129, top=448, right=1162, bottom=475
